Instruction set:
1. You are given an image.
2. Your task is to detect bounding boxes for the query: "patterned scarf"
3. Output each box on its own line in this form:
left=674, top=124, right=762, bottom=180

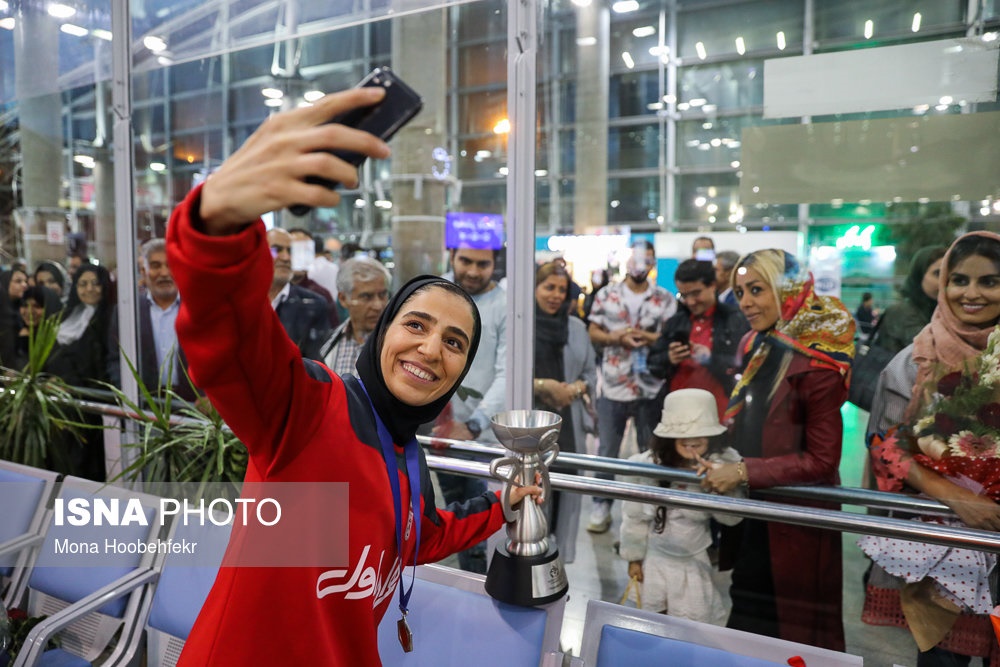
left=724, top=255, right=856, bottom=423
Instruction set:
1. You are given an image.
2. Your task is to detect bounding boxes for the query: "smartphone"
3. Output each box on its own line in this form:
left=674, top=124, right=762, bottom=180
left=289, top=67, right=424, bottom=216
left=670, top=331, right=690, bottom=347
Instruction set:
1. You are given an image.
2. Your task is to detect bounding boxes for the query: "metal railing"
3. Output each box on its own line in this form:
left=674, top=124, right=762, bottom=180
left=9, top=389, right=995, bottom=553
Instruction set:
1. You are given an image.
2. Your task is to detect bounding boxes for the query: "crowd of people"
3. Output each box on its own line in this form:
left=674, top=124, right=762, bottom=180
left=3, top=85, right=996, bottom=667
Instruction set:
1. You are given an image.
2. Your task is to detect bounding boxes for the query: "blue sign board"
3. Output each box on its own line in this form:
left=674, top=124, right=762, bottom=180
left=445, top=212, right=505, bottom=250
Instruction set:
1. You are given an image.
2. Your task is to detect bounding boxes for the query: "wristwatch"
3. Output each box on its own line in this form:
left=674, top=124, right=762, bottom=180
left=465, top=419, right=483, bottom=439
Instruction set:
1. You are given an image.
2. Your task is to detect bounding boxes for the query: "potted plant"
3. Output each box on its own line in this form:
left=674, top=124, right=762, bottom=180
left=0, top=314, right=92, bottom=471
left=108, top=352, right=247, bottom=490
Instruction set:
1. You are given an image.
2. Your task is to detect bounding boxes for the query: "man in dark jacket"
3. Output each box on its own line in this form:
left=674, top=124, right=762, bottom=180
left=268, top=228, right=331, bottom=361
left=648, top=259, right=749, bottom=418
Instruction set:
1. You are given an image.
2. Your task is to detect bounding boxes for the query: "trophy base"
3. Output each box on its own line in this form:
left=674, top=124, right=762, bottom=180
left=484, top=542, right=568, bottom=606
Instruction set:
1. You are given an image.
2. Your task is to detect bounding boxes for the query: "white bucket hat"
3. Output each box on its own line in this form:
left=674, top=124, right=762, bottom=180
left=652, top=388, right=727, bottom=438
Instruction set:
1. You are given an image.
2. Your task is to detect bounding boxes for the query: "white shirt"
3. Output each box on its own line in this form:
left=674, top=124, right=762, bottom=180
left=148, top=293, right=181, bottom=385
left=270, top=283, right=291, bottom=310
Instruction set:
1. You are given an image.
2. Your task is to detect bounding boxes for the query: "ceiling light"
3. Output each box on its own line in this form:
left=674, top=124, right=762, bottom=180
left=493, top=119, right=510, bottom=134
left=303, top=90, right=325, bottom=103
left=261, top=87, right=284, bottom=99
left=60, top=23, right=88, bottom=37
left=612, top=0, right=639, bottom=13
left=911, top=13, right=921, bottom=32
left=570, top=0, right=591, bottom=6
left=0, top=1, right=8, bottom=11
left=689, top=98, right=706, bottom=107
left=264, top=98, right=283, bottom=108
left=864, top=20, right=874, bottom=40
left=47, top=3, right=76, bottom=19
left=0, top=18, right=14, bottom=30
left=632, top=26, right=655, bottom=38
left=534, top=169, right=548, bottom=177
left=576, top=36, right=597, bottom=46
left=156, top=56, right=173, bottom=66
left=939, top=95, right=953, bottom=105
left=776, top=31, right=786, bottom=50
left=150, top=162, right=166, bottom=172
left=735, top=36, right=746, bottom=55
left=621, top=52, right=634, bottom=69
left=498, top=167, right=509, bottom=176
left=983, top=32, right=998, bottom=42
left=143, top=35, right=167, bottom=52
left=695, top=42, right=707, bottom=60
left=92, top=29, right=112, bottom=40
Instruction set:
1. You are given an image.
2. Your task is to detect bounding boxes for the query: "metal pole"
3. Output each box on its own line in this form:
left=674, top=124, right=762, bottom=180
left=427, top=455, right=1000, bottom=554
left=110, top=0, right=140, bottom=480
left=505, top=0, right=538, bottom=412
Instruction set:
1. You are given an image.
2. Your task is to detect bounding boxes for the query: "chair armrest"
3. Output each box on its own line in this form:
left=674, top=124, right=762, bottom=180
left=0, top=534, right=44, bottom=559
left=540, top=651, right=566, bottom=667
left=13, top=567, right=160, bottom=667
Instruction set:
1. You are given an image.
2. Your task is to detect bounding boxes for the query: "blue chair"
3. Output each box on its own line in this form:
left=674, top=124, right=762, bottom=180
left=0, top=462, right=61, bottom=610
left=577, top=600, right=864, bottom=667
left=12, top=477, right=164, bottom=667
left=141, top=518, right=231, bottom=667
left=376, top=564, right=565, bottom=666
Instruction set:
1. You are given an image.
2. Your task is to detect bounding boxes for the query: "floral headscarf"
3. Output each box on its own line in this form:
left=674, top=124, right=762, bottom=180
left=725, top=251, right=856, bottom=422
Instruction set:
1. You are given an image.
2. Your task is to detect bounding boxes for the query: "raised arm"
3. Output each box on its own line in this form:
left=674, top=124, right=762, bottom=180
left=166, top=88, right=391, bottom=467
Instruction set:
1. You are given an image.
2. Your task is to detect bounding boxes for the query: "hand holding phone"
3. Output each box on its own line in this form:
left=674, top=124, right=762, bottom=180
left=289, top=67, right=424, bottom=216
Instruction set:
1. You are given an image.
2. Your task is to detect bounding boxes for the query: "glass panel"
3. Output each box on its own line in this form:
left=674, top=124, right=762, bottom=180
left=814, top=0, right=966, bottom=44
left=609, top=69, right=662, bottom=119
left=608, top=176, right=660, bottom=224
left=678, top=0, right=805, bottom=59
left=608, top=123, right=660, bottom=170
left=677, top=60, right=765, bottom=113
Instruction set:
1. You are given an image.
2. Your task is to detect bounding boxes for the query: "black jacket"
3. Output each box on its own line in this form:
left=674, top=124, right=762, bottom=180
left=647, top=301, right=749, bottom=396
left=276, top=284, right=332, bottom=362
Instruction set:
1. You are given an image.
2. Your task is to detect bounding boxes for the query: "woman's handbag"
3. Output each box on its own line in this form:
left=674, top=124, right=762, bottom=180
left=849, top=342, right=895, bottom=412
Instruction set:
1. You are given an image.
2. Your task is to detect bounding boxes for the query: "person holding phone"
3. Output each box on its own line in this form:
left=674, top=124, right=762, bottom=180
left=647, top=259, right=748, bottom=418
left=165, top=85, right=542, bottom=666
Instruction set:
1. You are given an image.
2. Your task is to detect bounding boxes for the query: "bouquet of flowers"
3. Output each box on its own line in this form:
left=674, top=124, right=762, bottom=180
left=911, top=326, right=1000, bottom=502
left=1, top=607, right=59, bottom=664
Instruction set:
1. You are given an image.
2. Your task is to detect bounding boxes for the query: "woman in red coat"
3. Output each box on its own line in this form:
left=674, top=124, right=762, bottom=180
left=702, top=249, right=855, bottom=652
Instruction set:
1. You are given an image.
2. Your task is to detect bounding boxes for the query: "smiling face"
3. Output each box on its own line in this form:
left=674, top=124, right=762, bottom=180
left=76, top=269, right=103, bottom=307
left=945, top=254, right=1000, bottom=329
left=19, top=298, right=46, bottom=328
left=535, top=273, right=569, bottom=315
left=734, top=266, right=780, bottom=332
left=7, top=270, right=28, bottom=301
left=144, top=250, right=178, bottom=307
left=676, top=279, right=716, bottom=317
left=379, top=286, right=476, bottom=406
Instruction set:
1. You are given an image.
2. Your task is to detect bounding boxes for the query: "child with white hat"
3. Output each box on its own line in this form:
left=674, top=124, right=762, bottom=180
left=618, top=388, right=744, bottom=624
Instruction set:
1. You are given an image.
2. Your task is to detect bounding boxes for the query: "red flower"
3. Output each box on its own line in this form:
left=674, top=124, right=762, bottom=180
left=934, top=412, right=959, bottom=436
left=7, top=607, right=28, bottom=621
left=937, top=371, right=963, bottom=397
left=978, top=402, right=1000, bottom=430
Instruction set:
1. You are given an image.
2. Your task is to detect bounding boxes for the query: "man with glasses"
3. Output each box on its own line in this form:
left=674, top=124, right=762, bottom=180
left=267, top=227, right=331, bottom=361
left=320, top=256, right=392, bottom=376
left=648, top=259, right=748, bottom=419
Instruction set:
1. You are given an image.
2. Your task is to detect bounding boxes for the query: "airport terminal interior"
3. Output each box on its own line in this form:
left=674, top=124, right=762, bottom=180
left=1, top=0, right=1000, bottom=665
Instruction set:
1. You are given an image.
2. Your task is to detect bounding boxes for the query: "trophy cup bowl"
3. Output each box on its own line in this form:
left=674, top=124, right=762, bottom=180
left=484, top=410, right=569, bottom=606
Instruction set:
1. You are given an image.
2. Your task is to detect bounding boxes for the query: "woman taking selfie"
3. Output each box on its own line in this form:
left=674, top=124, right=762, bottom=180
left=167, top=86, right=541, bottom=666
left=701, top=249, right=855, bottom=652
left=862, top=232, right=1000, bottom=667
left=531, top=260, right=597, bottom=563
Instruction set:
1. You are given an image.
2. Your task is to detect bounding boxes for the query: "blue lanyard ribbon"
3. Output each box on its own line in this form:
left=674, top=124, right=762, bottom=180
left=358, top=380, right=421, bottom=617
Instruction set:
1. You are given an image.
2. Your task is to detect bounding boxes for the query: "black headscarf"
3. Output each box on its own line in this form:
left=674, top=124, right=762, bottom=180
left=534, top=300, right=569, bottom=383
left=899, top=245, right=946, bottom=323
left=355, top=275, right=482, bottom=445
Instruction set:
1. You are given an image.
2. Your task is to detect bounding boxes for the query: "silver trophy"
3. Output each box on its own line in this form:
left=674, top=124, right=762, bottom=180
left=484, top=410, right=569, bottom=606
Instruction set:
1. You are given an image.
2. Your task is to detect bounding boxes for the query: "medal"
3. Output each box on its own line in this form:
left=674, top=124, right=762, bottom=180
left=397, top=615, right=414, bottom=653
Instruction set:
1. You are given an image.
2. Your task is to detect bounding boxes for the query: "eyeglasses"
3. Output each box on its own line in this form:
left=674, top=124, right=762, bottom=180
left=349, top=290, right=390, bottom=305
left=270, top=244, right=292, bottom=256
left=678, top=287, right=707, bottom=302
